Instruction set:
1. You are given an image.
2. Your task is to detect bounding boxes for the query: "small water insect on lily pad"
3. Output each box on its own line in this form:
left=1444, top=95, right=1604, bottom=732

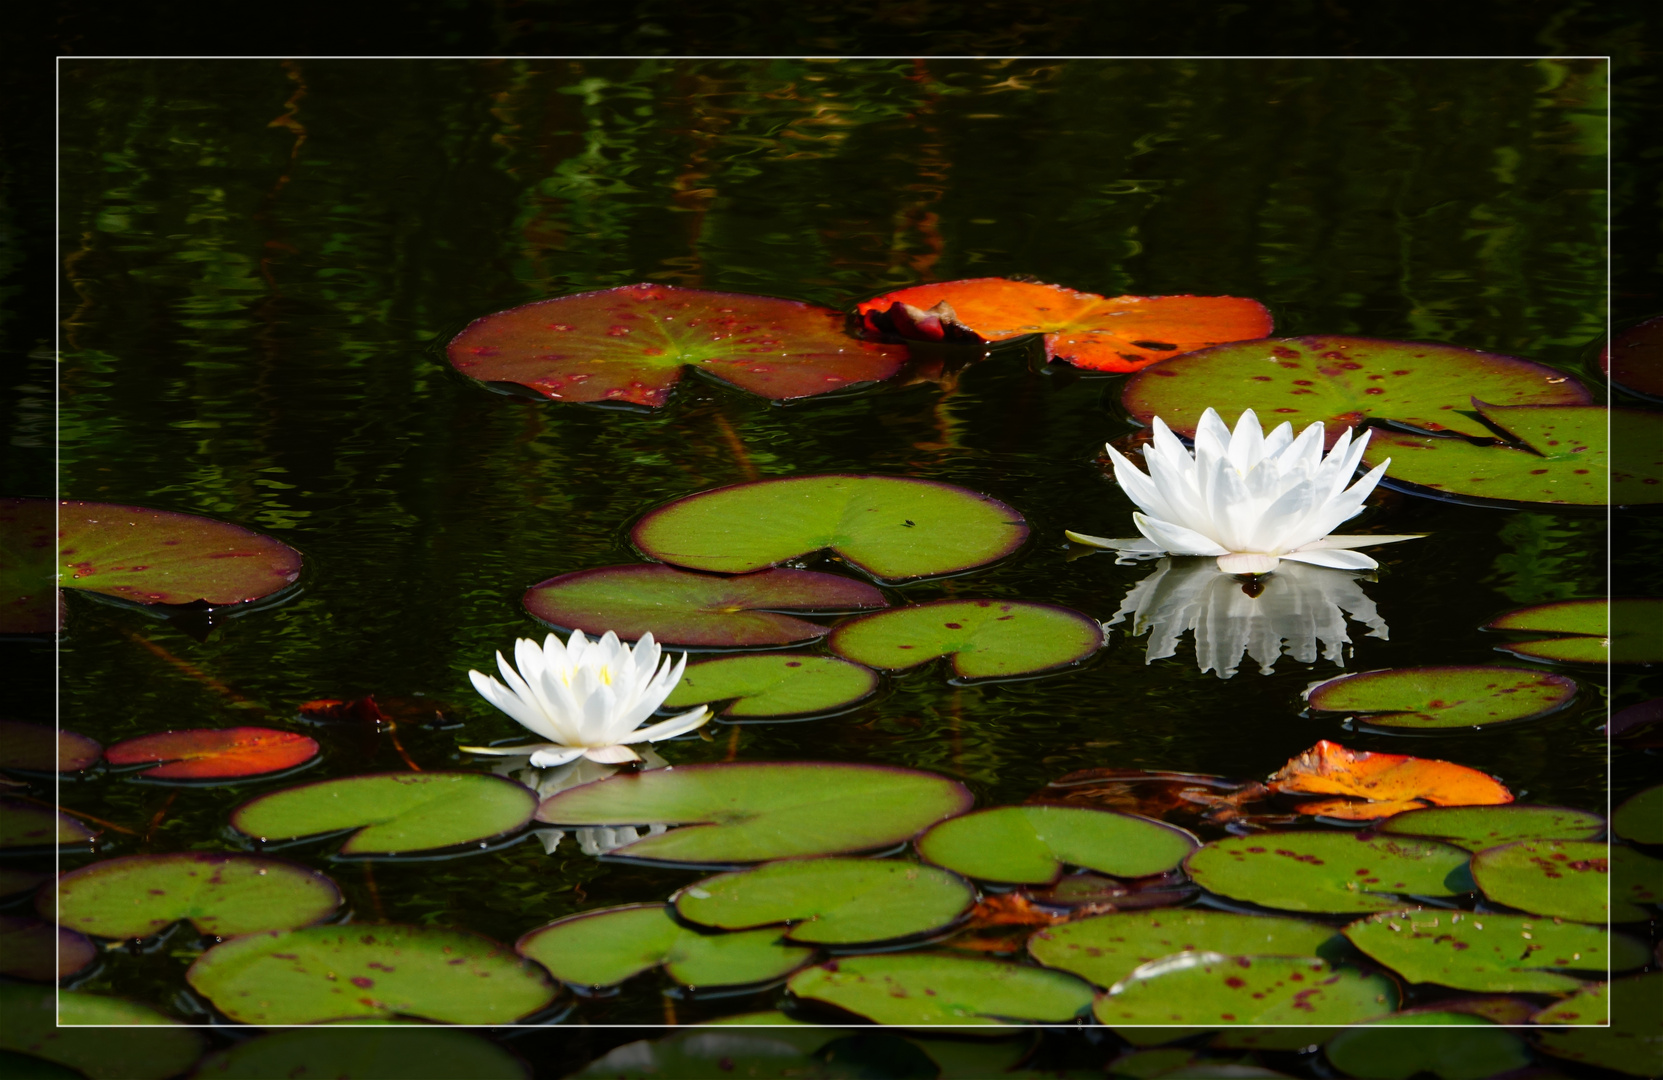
left=1122, top=336, right=1590, bottom=444
left=0, top=797, right=96, bottom=850
left=1471, top=839, right=1654, bottom=923
left=187, top=923, right=559, bottom=1025
left=535, top=761, right=972, bottom=865
left=1613, top=785, right=1663, bottom=844
left=1304, top=666, right=1578, bottom=731
left=517, top=903, right=812, bottom=989
left=0, top=720, right=102, bottom=773
left=1534, top=973, right=1663, bottom=1076
left=0, top=915, right=98, bottom=981
left=916, top=805, right=1196, bottom=886
left=230, top=772, right=537, bottom=857
left=1322, top=1012, right=1532, bottom=1080
left=1606, top=314, right=1663, bottom=403
left=788, top=951, right=1094, bottom=1027
left=829, top=599, right=1104, bottom=683
left=524, top=564, right=886, bottom=649
left=663, top=654, right=878, bottom=720
left=47, top=853, right=342, bottom=940
left=632, top=475, right=1029, bottom=583
left=1268, top=740, right=1513, bottom=821
left=673, top=858, right=975, bottom=946
left=1184, top=832, right=1471, bottom=914
left=104, top=727, right=318, bottom=781
left=1375, top=804, right=1605, bottom=852
left=447, top=284, right=911, bottom=407
left=191, top=1026, right=531, bottom=1080
left=1343, top=910, right=1647, bottom=994
left=1094, top=952, right=1397, bottom=1030
left=0, top=983, right=207, bottom=1080
left=1483, top=597, right=1663, bottom=666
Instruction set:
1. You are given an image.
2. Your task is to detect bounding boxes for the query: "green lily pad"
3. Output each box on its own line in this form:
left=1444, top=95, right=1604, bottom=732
left=0, top=915, right=98, bottom=981
left=1323, top=1012, right=1531, bottom=1080
left=1613, top=785, right=1663, bottom=843
left=788, top=952, right=1094, bottom=1027
left=1375, top=804, right=1606, bottom=851
left=1121, top=335, right=1590, bottom=441
left=535, top=762, right=972, bottom=865
left=674, top=858, right=975, bottom=945
left=1531, top=980, right=1606, bottom=1025
left=523, top=564, right=886, bottom=648
left=517, top=903, right=811, bottom=988
left=1028, top=909, right=1344, bottom=990
left=664, top=654, right=879, bottom=720
left=1360, top=404, right=1663, bottom=507
left=0, top=983, right=206, bottom=1080
left=186, top=923, right=558, bottom=1024
left=192, top=1026, right=530, bottom=1080
left=47, top=853, right=341, bottom=939
left=1184, top=832, right=1471, bottom=913
left=829, top=600, right=1104, bottom=682
left=1305, top=666, right=1578, bottom=730
left=632, top=474, right=1030, bottom=584
left=446, top=284, right=910, bottom=408
left=1483, top=597, right=1663, bottom=665
left=1616, top=845, right=1663, bottom=916
left=1093, top=953, right=1398, bottom=1028
left=1534, top=974, right=1663, bottom=1076
left=230, top=772, right=537, bottom=856
left=0, top=720, right=102, bottom=772
left=0, top=498, right=57, bottom=634
left=1470, top=839, right=1640, bottom=922
left=1344, top=909, right=1646, bottom=993
left=572, top=1029, right=884, bottom=1080
left=0, top=797, right=96, bottom=850
left=58, top=500, right=303, bottom=607
left=916, top=805, right=1196, bottom=886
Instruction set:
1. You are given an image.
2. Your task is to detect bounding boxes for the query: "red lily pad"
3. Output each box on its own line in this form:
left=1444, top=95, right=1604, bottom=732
left=855, top=279, right=1273, bottom=373
left=104, top=727, right=319, bottom=780
left=446, top=284, right=910, bottom=408
left=523, top=564, right=886, bottom=648
left=58, top=501, right=302, bottom=607
left=0, top=915, right=98, bottom=981
left=1605, top=314, right=1663, bottom=402
left=0, top=497, right=56, bottom=634
left=0, top=720, right=102, bottom=772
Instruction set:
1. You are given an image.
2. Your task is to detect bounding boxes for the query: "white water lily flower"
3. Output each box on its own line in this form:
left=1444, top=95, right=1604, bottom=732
left=1067, top=407, right=1424, bottom=575
left=460, top=631, right=709, bottom=767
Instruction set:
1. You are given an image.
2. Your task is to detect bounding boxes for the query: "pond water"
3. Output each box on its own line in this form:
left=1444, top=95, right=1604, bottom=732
left=23, top=56, right=1656, bottom=1072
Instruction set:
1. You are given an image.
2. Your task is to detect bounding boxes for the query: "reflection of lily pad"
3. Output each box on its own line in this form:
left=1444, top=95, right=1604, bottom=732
left=447, top=284, right=910, bottom=407
left=524, top=564, right=886, bottom=648
left=0, top=720, right=101, bottom=772
left=1304, top=666, right=1577, bottom=730
left=105, top=727, right=318, bottom=780
left=1094, top=953, right=1396, bottom=1028
left=1376, top=804, right=1604, bottom=851
left=1471, top=839, right=1630, bottom=922
left=829, top=600, right=1104, bottom=682
left=0, top=984, right=206, bottom=1080
left=1028, top=910, right=1342, bottom=990
left=674, top=858, right=974, bottom=945
left=192, top=1027, right=530, bottom=1080
left=48, top=853, right=341, bottom=939
left=1613, top=786, right=1663, bottom=843
left=1185, top=832, right=1470, bottom=913
left=788, top=952, right=1093, bottom=1027
left=916, top=805, right=1195, bottom=885
left=0, top=797, right=96, bottom=849
left=535, top=762, right=972, bottom=865
left=1344, top=909, right=1644, bottom=993
left=1483, top=597, right=1663, bottom=665
left=1323, top=1012, right=1530, bottom=1080
left=0, top=915, right=98, bottom=981
left=231, top=773, right=537, bottom=856
left=664, top=655, right=878, bottom=719
left=1534, top=974, right=1663, bottom=1076
left=632, top=475, right=1028, bottom=583
left=517, top=903, right=811, bottom=988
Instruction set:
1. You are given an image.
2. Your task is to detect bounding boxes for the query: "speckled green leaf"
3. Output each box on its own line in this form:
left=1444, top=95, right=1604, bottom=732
left=1613, top=785, right=1663, bottom=844
left=47, top=853, right=341, bottom=939
left=0, top=983, right=205, bottom=1080
left=1305, top=666, right=1577, bottom=729
left=517, top=903, right=811, bottom=988
left=0, top=797, right=95, bottom=850
left=1533, top=974, right=1663, bottom=1076
left=830, top=599, right=1104, bottom=682
left=1093, top=953, right=1397, bottom=1029
left=1185, top=832, right=1470, bottom=913
left=788, top=952, right=1094, bottom=1027
left=917, top=805, right=1195, bottom=885
left=1344, top=910, right=1646, bottom=993
left=1483, top=597, right=1663, bottom=666
left=664, top=654, right=878, bottom=719
left=1376, top=804, right=1605, bottom=852
left=1471, top=839, right=1637, bottom=922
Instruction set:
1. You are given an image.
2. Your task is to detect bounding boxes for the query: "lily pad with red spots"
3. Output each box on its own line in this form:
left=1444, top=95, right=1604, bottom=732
left=828, top=599, right=1104, bottom=682
left=916, top=805, right=1197, bottom=886
left=0, top=720, right=102, bottom=773
left=517, top=903, right=812, bottom=988
left=1483, top=597, right=1663, bottom=666
left=787, top=952, right=1094, bottom=1027
left=0, top=915, right=98, bottom=981
left=1533, top=974, right=1663, bottom=1075
left=1184, top=832, right=1471, bottom=914
left=1613, top=786, right=1663, bottom=844
left=104, top=727, right=318, bottom=781
left=1092, top=952, right=1397, bottom=1030
left=48, top=853, right=342, bottom=939
left=1376, top=804, right=1605, bottom=852
left=446, top=284, right=910, bottom=408
left=1471, top=840, right=1653, bottom=923
left=1304, top=666, right=1578, bottom=730
left=1344, top=910, right=1646, bottom=993
left=663, top=654, right=879, bottom=719
left=0, top=797, right=96, bottom=850
left=0, top=984, right=208, bottom=1080
left=523, top=564, right=886, bottom=649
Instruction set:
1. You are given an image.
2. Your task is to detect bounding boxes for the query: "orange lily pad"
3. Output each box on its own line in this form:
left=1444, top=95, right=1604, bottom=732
left=105, top=727, right=319, bottom=780
left=1268, top=740, right=1513, bottom=821
left=854, top=278, right=1272, bottom=372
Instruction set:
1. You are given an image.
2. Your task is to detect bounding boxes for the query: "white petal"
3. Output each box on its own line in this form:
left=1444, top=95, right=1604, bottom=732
left=1280, top=547, right=1380, bottom=571
left=1133, top=513, right=1231, bottom=556
left=619, top=706, right=711, bottom=745
left=456, top=742, right=553, bottom=756
left=528, top=746, right=588, bottom=767
left=583, top=744, right=642, bottom=764
left=1296, top=534, right=1426, bottom=551
left=1217, top=552, right=1280, bottom=575
left=469, top=669, right=560, bottom=743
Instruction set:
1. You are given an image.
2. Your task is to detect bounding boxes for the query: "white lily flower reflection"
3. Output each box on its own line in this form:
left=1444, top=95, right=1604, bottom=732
left=461, top=631, right=709, bottom=767
left=1068, top=408, right=1423, bottom=575
left=1107, top=557, right=1389, bottom=679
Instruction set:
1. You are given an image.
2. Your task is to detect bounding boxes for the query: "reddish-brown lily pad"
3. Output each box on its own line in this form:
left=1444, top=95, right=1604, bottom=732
left=1605, top=314, right=1663, bottom=402
left=855, top=279, right=1273, bottom=372
left=447, top=284, right=910, bottom=407
left=0, top=720, right=102, bottom=773
left=104, top=728, right=319, bottom=780
left=1268, top=740, right=1513, bottom=821
left=0, top=915, right=98, bottom=981
left=523, top=564, right=886, bottom=648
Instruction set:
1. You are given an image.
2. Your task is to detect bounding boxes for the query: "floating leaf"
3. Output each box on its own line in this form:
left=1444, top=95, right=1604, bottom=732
left=855, top=279, right=1273, bottom=373
left=0, top=720, right=101, bottom=772
left=0, top=797, right=96, bottom=849
left=1615, top=846, right=1663, bottom=917
left=916, top=805, right=1195, bottom=886
left=1613, top=786, right=1663, bottom=843
left=664, top=655, right=878, bottom=720
left=1304, top=666, right=1577, bottom=730
left=1534, top=974, right=1663, bottom=1076
left=0, top=984, right=206, bottom=1080
left=1093, top=953, right=1397, bottom=1029
left=523, top=564, right=886, bottom=648
left=674, top=858, right=974, bottom=945
left=188, top=923, right=557, bottom=1025
left=535, top=762, right=972, bottom=865
left=104, top=727, right=318, bottom=780
left=1531, top=979, right=1608, bottom=1026
left=829, top=600, right=1104, bottom=682
left=447, top=284, right=910, bottom=407
left=788, top=952, right=1093, bottom=1027
left=231, top=772, right=537, bottom=856
left=1268, top=740, right=1513, bottom=821
left=1344, top=909, right=1644, bottom=993
left=1027, top=909, right=1342, bottom=990
left=1185, top=832, right=1470, bottom=913
left=58, top=500, right=302, bottom=607
left=192, top=1027, right=530, bottom=1080
left=1376, top=804, right=1605, bottom=852
left=1322, top=1012, right=1531, bottom=1080
left=48, top=853, right=341, bottom=939
left=1606, top=314, right=1663, bottom=402
left=1483, top=597, right=1663, bottom=665
left=1121, top=336, right=1590, bottom=443
left=1470, top=839, right=1649, bottom=922
left=0, top=498, right=57, bottom=634
left=632, top=475, right=1029, bottom=583
left=0, top=867, right=54, bottom=897
left=0, top=915, right=97, bottom=981
left=517, top=903, right=811, bottom=988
